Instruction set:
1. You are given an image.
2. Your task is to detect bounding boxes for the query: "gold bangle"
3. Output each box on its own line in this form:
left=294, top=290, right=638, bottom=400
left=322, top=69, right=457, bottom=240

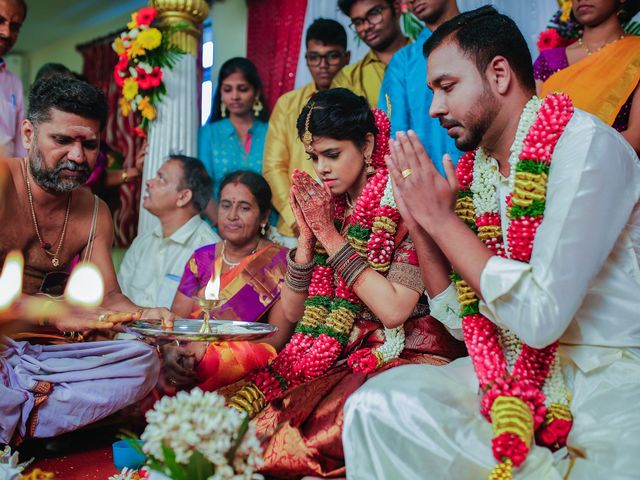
left=121, top=170, right=129, bottom=183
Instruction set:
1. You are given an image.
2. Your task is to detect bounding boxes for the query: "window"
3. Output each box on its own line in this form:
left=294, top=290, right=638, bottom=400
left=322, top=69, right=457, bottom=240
left=201, top=19, right=214, bottom=126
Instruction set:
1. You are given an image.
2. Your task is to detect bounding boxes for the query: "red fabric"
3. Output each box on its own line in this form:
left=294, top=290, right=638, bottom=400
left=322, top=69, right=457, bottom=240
left=77, top=39, right=143, bottom=247
left=29, top=446, right=117, bottom=479
left=246, top=0, right=308, bottom=111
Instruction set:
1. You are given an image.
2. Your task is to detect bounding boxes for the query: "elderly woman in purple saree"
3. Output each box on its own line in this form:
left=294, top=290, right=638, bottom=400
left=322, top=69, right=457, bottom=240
left=161, top=171, right=292, bottom=393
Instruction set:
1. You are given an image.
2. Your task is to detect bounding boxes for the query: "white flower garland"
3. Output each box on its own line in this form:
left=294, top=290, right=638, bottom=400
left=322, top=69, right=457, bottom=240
left=472, top=96, right=543, bottom=218
left=376, top=325, right=406, bottom=362
left=508, top=96, right=543, bottom=191
left=471, top=95, right=570, bottom=419
left=380, top=174, right=396, bottom=207
left=371, top=176, right=406, bottom=365
left=141, top=389, right=263, bottom=478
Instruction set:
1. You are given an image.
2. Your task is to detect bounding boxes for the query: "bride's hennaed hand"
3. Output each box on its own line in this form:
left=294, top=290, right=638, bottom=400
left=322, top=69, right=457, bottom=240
left=291, top=171, right=335, bottom=240
left=289, top=188, right=315, bottom=249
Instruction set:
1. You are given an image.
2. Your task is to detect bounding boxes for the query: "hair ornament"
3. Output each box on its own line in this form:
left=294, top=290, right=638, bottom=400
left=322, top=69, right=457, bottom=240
left=303, top=102, right=315, bottom=153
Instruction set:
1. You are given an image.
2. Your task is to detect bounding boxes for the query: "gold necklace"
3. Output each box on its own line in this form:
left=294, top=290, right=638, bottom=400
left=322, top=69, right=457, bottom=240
left=221, top=238, right=261, bottom=268
left=22, top=158, right=72, bottom=267
left=577, top=34, right=625, bottom=55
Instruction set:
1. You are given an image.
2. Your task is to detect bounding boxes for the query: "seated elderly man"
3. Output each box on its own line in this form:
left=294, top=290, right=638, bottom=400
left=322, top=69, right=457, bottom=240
left=118, top=155, right=219, bottom=309
left=0, top=75, right=171, bottom=445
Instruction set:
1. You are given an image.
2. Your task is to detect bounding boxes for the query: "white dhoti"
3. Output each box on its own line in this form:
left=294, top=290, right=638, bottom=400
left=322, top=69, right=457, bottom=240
left=343, top=346, right=640, bottom=480
left=0, top=338, right=160, bottom=444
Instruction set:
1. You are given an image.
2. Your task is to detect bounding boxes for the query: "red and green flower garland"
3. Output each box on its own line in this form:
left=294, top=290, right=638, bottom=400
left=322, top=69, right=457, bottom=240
left=453, top=93, right=574, bottom=479
left=228, top=110, right=406, bottom=416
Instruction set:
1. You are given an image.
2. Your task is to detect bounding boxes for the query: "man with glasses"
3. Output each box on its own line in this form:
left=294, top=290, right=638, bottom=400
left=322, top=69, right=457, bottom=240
left=378, top=0, right=461, bottom=177
left=263, top=19, right=350, bottom=246
left=332, top=0, right=409, bottom=107
left=0, top=75, right=167, bottom=445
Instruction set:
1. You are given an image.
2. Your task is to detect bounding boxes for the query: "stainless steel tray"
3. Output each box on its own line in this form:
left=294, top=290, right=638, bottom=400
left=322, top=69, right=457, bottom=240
left=127, top=318, right=277, bottom=342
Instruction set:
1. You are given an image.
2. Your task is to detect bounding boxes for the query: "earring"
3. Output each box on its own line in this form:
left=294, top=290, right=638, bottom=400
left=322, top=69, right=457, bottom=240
left=365, top=154, right=375, bottom=175
left=260, top=224, right=267, bottom=236
left=253, top=98, right=263, bottom=117
left=221, top=102, right=227, bottom=118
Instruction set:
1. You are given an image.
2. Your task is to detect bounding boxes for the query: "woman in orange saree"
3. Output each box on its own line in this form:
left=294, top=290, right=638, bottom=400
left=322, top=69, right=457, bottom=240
left=224, top=89, right=466, bottom=478
left=534, top=0, right=640, bottom=151
left=160, top=171, right=293, bottom=393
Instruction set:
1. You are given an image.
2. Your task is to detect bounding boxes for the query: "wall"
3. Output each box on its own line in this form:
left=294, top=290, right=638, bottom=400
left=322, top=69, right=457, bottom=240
left=210, top=0, right=248, bottom=81
left=25, top=15, right=131, bottom=87
left=19, top=1, right=248, bottom=91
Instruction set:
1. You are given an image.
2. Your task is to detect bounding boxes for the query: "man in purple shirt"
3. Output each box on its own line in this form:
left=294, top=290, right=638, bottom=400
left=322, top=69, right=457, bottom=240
left=0, top=0, right=26, bottom=158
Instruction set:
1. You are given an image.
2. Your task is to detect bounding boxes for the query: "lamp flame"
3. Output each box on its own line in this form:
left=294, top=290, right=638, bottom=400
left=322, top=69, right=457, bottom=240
left=64, top=263, right=104, bottom=307
left=0, top=251, right=23, bottom=310
left=204, top=274, right=220, bottom=301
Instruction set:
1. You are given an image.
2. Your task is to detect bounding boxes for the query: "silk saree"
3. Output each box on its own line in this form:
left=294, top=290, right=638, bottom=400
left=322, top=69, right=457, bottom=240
left=177, top=242, right=288, bottom=392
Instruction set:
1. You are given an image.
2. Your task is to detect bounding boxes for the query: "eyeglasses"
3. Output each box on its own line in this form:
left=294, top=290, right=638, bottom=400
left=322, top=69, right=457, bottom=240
left=305, top=51, right=345, bottom=66
left=349, top=5, right=389, bottom=32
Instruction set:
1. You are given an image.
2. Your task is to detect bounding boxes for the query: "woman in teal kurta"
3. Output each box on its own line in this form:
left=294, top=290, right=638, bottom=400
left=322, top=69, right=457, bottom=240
left=198, top=57, right=269, bottom=224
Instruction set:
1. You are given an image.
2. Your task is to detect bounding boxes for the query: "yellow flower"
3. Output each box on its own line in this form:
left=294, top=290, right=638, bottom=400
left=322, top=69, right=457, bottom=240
left=123, top=77, right=139, bottom=101
left=127, top=40, right=146, bottom=59
left=127, top=12, right=138, bottom=30
left=138, top=96, right=157, bottom=120
left=137, top=28, right=162, bottom=51
left=119, top=97, right=132, bottom=116
left=113, top=37, right=125, bottom=55
left=559, top=0, right=572, bottom=22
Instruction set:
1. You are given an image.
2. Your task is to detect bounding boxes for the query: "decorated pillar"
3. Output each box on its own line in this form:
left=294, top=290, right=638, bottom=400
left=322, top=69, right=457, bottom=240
left=138, top=0, right=209, bottom=234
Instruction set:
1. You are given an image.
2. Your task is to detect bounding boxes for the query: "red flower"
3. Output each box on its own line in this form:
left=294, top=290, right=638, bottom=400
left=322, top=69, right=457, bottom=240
left=116, top=54, right=129, bottom=72
left=348, top=348, right=379, bottom=374
left=135, top=67, right=152, bottom=90
left=133, top=127, right=147, bottom=138
left=492, top=432, right=529, bottom=467
left=113, top=69, right=125, bottom=88
left=537, top=29, right=562, bottom=52
left=136, top=7, right=157, bottom=26
left=148, top=66, right=163, bottom=88
left=135, top=66, right=163, bottom=91
left=537, top=418, right=573, bottom=449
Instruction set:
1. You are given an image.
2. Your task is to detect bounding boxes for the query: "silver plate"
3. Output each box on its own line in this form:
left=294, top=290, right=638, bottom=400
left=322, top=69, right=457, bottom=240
left=127, top=319, right=278, bottom=342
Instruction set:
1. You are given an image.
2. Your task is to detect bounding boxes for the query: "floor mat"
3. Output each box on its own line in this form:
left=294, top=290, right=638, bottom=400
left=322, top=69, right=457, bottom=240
left=17, top=425, right=129, bottom=479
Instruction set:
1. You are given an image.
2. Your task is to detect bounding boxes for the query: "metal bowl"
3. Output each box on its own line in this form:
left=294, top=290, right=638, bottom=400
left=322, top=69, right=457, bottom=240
left=127, top=318, right=278, bottom=342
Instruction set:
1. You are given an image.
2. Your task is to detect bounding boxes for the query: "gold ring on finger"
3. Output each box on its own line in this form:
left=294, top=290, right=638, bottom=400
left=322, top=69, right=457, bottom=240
left=401, top=168, right=413, bottom=179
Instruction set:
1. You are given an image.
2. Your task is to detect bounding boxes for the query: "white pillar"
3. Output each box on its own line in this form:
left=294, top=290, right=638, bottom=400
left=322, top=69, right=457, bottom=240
left=138, top=0, right=209, bottom=235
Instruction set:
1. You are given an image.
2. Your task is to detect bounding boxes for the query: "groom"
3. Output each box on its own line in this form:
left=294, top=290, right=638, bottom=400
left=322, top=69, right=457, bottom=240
left=342, top=6, right=640, bottom=479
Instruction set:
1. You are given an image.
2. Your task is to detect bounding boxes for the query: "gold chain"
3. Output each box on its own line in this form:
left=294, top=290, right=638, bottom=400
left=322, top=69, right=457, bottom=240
left=221, top=238, right=261, bottom=268
left=577, top=34, right=625, bottom=56
left=22, top=157, right=71, bottom=267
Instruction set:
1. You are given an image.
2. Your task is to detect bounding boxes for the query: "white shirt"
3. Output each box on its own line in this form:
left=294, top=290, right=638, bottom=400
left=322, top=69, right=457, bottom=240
left=117, top=215, right=219, bottom=308
left=429, top=109, right=640, bottom=352
left=0, top=59, right=25, bottom=157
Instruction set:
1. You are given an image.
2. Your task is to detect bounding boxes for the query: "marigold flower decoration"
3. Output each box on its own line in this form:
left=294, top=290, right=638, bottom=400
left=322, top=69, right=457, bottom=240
left=228, top=109, right=407, bottom=418
left=112, top=7, right=185, bottom=137
left=452, top=93, right=575, bottom=479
